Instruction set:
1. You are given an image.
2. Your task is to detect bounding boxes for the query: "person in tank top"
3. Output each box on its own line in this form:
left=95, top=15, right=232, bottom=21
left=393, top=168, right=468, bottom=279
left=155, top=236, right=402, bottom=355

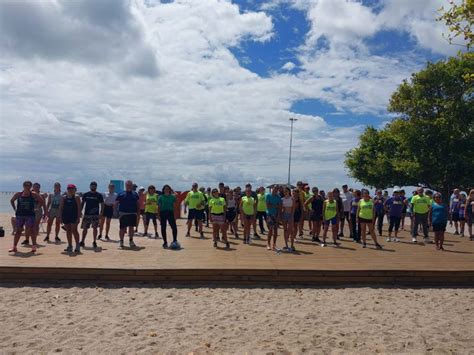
left=59, top=184, right=82, bottom=253
left=45, top=182, right=62, bottom=243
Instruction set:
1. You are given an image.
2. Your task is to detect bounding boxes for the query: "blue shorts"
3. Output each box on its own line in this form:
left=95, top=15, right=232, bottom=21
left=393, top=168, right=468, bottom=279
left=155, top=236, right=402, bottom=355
left=324, top=217, right=338, bottom=225
left=188, top=209, right=204, bottom=221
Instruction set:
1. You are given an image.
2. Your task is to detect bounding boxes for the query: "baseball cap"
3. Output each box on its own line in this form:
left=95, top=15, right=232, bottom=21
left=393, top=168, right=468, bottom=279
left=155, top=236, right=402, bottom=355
left=67, top=184, right=76, bottom=189
left=90, top=181, right=97, bottom=186
left=139, top=186, right=145, bottom=190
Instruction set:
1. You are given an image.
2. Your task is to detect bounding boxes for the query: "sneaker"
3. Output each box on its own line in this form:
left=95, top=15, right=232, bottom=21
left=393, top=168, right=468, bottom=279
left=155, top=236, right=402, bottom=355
left=200, top=232, right=205, bottom=239
left=362, top=243, right=367, bottom=248
left=129, top=240, right=136, bottom=248
left=321, top=243, right=326, bottom=247
left=31, top=245, right=37, bottom=253
left=253, top=233, right=261, bottom=239
left=119, top=240, right=124, bottom=249
left=155, top=232, right=159, bottom=239
left=74, top=245, right=81, bottom=253
left=185, top=233, right=190, bottom=238
left=440, top=246, right=445, bottom=250
left=162, top=242, right=168, bottom=249
left=213, top=241, right=217, bottom=248
left=267, top=245, right=271, bottom=250
left=312, top=236, right=321, bottom=243
left=92, top=241, right=97, bottom=249
left=64, top=245, right=73, bottom=253
left=393, top=238, right=400, bottom=242
left=334, top=242, right=341, bottom=247
left=423, top=237, right=430, bottom=244
left=43, top=236, right=50, bottom=242
left=97, top=234, right=102, bottom=240
left=55, top=236, right=61, bottom=242
left=337, top=232, right=343, bottom=237
left=454, top=231, right=459, bottom=235
left=8, top=246, right=17, bottom=253
left=247, top=238, right=252, bottom=245
left=21, top=240, right=29, bottom=246
left=79, top=241, right=85, bottom=247
left=412, top=237, right=417, bottom=243
left=105, top=235, right=110, bottom=241
left=375, top=243, right=383, bottom=249
left=386, top=237, right=391, bottom=242
left=290, top=246, right=296, bottom=252
left=234, top=233, right=239, bottom=239
left=225, top=242, right=230, bottom=249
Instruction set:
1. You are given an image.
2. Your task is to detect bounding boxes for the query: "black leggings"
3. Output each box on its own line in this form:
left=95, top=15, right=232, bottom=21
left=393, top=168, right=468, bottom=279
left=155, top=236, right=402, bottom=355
left=350, top=213, right=361, bottom=241
left=256, top=211, right=267, bottom=233
left=160, top=210, right=177, bottom=243
left=374, top=211, right=384, bottom=235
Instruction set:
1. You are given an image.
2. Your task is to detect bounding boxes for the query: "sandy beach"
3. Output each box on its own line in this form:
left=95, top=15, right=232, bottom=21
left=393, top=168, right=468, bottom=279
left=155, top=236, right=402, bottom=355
left=0, top=285, right=473, bottom=354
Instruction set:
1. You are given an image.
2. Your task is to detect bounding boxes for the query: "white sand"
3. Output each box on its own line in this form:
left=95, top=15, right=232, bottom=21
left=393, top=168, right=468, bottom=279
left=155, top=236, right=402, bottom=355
left=0, top=285, right=473, bottom=354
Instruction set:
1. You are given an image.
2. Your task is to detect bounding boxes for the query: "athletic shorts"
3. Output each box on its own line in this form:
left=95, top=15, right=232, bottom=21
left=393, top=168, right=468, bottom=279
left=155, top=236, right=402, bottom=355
left=344, top=211, right=350, bottom=219
left=103, top=205, right=114, bottom=219
left=324, top=217, right=338, bottom=225
left=267, top=215, right=278, bottom=226
left=282, top=212, right=292, bottom=222
left=48, top=208, right=60, bottom=219
left=452, top=212, right=460, bottom=222
left=188, top=209, right=204, bottom=221
left=294, top=209, right=302, bottom=223
left=119, top=214, right=137, bottom=229
left=145, top=212, right=157, bottom=224
left=81, top=215, right=99, bottom=229
left=211, top=213, right=225, bottom=225
left=16, top=215, right=35, bottom=229
left=310, top=211, right=323, bottom=222
left=359, top=217, right=373, bottom=224
left=226, top=208, right=236, bottom=223
left=432, top=223, right=447, bottom=232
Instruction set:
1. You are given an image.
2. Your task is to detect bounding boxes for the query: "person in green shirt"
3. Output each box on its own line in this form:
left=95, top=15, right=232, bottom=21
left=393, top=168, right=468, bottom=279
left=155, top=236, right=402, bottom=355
left=157, top=184, right=178, bottom=249
left=143, top=185, right=159, bottom=238
left=256, top=186, right=267, bottom=235
left=411, top=187, right=431, bottom=243
left=322, top=191, right=340, bottom=247
left=239, top=187, right=257, bottom=244
left=209, top=188, right=229, bottom=249
left=356, top=190, right=382, bottom=249
left=184, top=182, right=205, bottom=238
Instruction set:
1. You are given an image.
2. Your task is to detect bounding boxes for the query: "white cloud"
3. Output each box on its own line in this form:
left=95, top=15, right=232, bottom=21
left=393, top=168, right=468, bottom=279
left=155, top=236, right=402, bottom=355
left=281, top=61, right=296, bottom=71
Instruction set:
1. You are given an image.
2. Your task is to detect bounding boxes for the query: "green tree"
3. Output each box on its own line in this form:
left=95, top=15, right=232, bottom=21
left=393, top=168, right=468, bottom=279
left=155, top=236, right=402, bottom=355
left=345, top=54, right=474, bottom=199
left=438, top=0, right=474, bottom=50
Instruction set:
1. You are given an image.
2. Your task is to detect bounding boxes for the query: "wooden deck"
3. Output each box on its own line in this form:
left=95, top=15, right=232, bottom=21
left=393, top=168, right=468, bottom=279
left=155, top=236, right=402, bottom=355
left=1, top=217, right=473, bottom=285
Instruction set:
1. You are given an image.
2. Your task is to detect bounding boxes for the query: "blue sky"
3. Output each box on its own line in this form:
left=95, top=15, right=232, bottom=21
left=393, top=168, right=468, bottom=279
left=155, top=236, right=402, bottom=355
left=0, top=0, right=462, bottom=192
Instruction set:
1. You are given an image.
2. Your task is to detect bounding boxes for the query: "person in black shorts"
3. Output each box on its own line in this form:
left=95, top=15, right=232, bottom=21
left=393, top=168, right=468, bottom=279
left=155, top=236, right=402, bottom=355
left=80, top=181, right=104, bottom=249
left=305, top=187, right=324, bottom=243
left=115, top=180, right=140, bottom=248
left=59, top=184, right=82, bottom=253
left=99, top=183, right=117, bottom=241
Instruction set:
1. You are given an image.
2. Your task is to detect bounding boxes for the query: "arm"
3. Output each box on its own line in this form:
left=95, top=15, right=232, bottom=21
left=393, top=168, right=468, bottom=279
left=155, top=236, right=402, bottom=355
left=58, top=197, right=64, bottom=224
left=10, top=192, right=20, bottom=212
left=47, top=194, right=52, bottom=211
left=356, top=204, right=360, bottom=223
left=322, top=201, right=326, bottom=220
left=75, top=197, right=81, bottom=223
left=253, top=198, right=257, bottom=217
left=304, top=196, right=313, bottom=209
left=33, top=193, right=47, bottom=218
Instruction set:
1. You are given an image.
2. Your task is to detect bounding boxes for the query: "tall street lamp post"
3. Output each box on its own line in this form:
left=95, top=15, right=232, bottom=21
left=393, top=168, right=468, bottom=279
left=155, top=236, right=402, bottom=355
left=287, top=117, right=298, bottom=185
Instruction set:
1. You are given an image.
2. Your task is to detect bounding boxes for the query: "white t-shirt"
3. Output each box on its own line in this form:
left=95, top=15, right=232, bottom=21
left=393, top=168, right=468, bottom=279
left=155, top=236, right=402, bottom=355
left=103, top=192, right=117, bottom=206
left=341, top=191, right=352, bottom=212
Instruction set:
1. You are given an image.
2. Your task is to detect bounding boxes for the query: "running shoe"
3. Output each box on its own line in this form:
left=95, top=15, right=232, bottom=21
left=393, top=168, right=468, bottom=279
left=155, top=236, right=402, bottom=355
left=21, top=240, right=29, bottom=246
left=375, top=243, right=382, bottom=249
left=129, top=240, right=136, bottom=248
left=312, top=236, right=321, bottom=243
left=97, top=234, right=102, bottom=240
left=105, top=235, right=110, bottom=241
left=337, top=232, right=343, bottom=237
left=119, top=240, right=124, bottom=248
left=440, top=246, right=445, bottom=250
left=454, top=231, right=459, bottom=235
left=31, top=245, right=37, bottom=253
left=185, top=233, right=190, bottom=238
left=267, top=245, right=271, bottom=250
left=79, top=241, right=85, bottom=247
left=225, top=242, right=230, bottom=249
left=43, top=236, right=50, bottom=242
left=423, top=237, right=430, bottom=244
left=92, top=241, right=97, bottom=249
left=213, top=241, right=217, bottom=248
left=321, top=243, right=326, bottom=247
left=393, top=238, right=400, bottom=242
left=412, top=237, right=417, bottom=243
left=155, top=232, right=159, bottom=239
left=247, top=238, right=252, bottom=245
left=55, top=236, right=61, bottom=242
left=162, top=242, right=168, bottom=249
left=8, top=246, right=17, bottom=253
left=74, top=245, right=81, bottom=253
left=386, top=237, right=391, bottom=242
left=200, top=232, right=205, bottom=239
left=334, top=242, right=341, bottom=247
left=234, top=233, right=239, bottom=239
left=362, top=243, right=367, bottom=248
left=253, top=233, right=261, bottom=239
left=290, top=246, right=296, bottom=252
left=64, top=245, right=73, bottom=253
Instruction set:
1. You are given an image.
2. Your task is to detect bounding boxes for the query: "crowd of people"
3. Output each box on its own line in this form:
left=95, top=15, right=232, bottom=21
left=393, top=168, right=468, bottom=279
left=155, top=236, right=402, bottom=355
left=8, top=179, right=474, bottom=255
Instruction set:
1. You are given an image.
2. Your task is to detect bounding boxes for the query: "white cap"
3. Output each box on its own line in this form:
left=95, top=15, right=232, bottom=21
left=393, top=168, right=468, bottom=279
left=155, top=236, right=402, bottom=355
left=139, top=186, right=145, bottom=190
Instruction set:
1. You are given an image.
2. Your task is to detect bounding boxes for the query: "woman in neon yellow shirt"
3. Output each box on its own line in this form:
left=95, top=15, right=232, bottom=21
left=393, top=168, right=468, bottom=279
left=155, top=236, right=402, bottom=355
left=356, top=190, right=382, bottom=249
left=322, top=191, right=340, bottom=247
left=256, top=186, right=267, bottom=235
left=143, top=185, right=159, bottom=238
left=209, top=188, right=229, bottom=249
left=239, top=188, right=257, bottom=244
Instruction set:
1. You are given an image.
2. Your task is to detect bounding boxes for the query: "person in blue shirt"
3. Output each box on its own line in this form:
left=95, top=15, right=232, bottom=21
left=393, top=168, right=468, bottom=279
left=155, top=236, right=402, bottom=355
left=265, top=185, right=282, bottom=250
left=429, top=193, right=448, bottom=250
left=115, top=180, right=140, bottom=249
left=384, top=190, right=404, bottom=242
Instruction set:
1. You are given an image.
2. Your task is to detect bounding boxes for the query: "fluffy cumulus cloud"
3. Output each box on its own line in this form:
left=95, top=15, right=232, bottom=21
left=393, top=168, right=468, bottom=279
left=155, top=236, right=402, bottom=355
left=0, top=0, right=459, bottom=192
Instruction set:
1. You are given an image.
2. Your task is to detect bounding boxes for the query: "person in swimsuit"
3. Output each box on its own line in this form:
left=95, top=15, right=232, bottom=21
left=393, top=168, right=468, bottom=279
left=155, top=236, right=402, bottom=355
left=9, top=181, right=46, bottom=253
left=356, top=190, right=382, bottom=249
left=143, top=185, right=159, bottom=238
left=226, top=188, right=238, bottom=238
left=465, top=189, right=474, bottom=240
left=59, top=184, right=82, bottom=253
left=45, top=182, right=62, bottom=242
left=305, top=187, right=324, bottom=243
left=429, top=193, right=448, bottom=250
left=322, top=191, right=340, bottom=247
left=99, top=183, right=117, bottom=241
left=266, top=185, right=282, bottom=250
left=157, top=185, right=178, bottom=249
left=209, top=188, right=229, bottom=249
left=240, top=187, right=257, bottom=244
left=280, top=187, right=295, bottom=251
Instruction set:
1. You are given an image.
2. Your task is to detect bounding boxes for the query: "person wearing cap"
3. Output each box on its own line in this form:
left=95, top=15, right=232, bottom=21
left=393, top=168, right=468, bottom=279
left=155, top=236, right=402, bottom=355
left=58, top=184, right=82, bottom=253
left=136, top=186, right=146, bottom=235
left=184, top=183, right=205, bottom=238
left=115, top=180, right=140, bottom=248
left=79, top=181, right=104, bottom=249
